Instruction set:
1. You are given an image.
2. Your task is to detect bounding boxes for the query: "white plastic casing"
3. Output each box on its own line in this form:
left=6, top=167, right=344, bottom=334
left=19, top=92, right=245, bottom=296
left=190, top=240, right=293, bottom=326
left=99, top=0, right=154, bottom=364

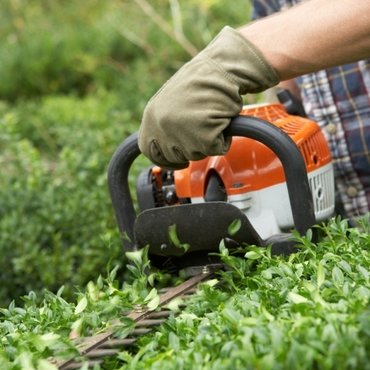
left=190, top=162, right=335, bottom=240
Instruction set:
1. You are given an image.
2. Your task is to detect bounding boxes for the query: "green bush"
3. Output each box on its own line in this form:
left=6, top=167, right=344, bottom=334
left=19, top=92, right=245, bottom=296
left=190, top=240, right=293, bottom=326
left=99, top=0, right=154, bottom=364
left=0, top=91, right=149, bottom=305
left=0, top=0, right=251, bottom=101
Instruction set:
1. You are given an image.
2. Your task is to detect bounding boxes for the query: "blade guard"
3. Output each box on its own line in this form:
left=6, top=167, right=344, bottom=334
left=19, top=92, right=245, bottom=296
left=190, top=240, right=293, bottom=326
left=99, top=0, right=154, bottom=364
left=107, top=116, right=316, bottom=258
left=134, top=202, right=263, bottom=257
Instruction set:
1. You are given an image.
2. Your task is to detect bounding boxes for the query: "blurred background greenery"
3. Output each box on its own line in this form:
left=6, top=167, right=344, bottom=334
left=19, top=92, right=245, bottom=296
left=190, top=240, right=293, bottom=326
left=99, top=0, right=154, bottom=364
left=0, top=0, right=251, bottom=306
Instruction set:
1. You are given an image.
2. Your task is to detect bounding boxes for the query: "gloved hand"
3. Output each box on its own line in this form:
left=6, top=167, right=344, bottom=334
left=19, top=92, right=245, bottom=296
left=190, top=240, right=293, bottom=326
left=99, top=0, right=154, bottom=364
left=138, top=26, right=279, bottom=169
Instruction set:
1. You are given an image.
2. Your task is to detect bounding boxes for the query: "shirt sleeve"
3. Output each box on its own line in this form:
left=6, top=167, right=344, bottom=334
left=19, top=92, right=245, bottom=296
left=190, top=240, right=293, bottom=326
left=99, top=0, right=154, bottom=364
left=251, top=0, right=282, bottom=20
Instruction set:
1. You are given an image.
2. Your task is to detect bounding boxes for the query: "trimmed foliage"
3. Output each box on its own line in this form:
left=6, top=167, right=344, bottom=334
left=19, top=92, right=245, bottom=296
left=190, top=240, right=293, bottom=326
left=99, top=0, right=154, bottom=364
left=0, top=217, right=369, bottom=369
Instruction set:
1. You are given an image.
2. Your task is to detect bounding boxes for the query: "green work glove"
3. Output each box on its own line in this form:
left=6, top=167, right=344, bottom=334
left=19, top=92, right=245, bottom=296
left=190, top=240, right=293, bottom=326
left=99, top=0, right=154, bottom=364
left=138, top=26, right=279, bottom=169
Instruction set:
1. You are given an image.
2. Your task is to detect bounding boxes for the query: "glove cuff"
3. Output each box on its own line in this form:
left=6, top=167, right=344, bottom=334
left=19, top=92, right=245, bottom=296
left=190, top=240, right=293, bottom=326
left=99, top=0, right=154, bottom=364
left=199, top=26, right=280, bottom=94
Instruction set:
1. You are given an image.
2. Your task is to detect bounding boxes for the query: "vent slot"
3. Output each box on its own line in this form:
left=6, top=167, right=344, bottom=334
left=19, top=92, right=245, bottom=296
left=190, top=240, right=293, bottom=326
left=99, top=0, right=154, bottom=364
left=309, top=166, right=335, bottom=219
left=299, top=130, right=332, bottom=168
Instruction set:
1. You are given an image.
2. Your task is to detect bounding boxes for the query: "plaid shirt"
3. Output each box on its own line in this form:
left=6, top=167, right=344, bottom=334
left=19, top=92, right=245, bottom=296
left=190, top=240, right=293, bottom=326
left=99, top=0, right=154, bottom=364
left=252, top=0, right=370, bottom=220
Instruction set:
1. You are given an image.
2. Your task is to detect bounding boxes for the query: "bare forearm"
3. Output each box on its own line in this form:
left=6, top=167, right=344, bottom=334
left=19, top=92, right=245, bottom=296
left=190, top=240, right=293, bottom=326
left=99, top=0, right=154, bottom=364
left=240, top=0, right=370, bottom=80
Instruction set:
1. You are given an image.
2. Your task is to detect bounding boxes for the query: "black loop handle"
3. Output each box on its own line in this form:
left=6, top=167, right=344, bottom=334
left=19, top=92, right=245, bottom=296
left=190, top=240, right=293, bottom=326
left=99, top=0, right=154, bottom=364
left=108, top=116, right=316, bottom=251
left=108, top=132, right=140, bottom=248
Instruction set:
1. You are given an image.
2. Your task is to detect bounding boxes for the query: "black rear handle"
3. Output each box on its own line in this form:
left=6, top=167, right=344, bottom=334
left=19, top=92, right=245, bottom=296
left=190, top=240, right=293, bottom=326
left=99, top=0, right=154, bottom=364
left=107, top=116, right=316, bottom=251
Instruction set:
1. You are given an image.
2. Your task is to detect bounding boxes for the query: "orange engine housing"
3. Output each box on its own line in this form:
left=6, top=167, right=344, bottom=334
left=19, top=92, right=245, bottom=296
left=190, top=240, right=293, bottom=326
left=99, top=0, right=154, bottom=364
left=169, top=103, right=335, bottom=238
left=174, top=103, right=332, bottom=197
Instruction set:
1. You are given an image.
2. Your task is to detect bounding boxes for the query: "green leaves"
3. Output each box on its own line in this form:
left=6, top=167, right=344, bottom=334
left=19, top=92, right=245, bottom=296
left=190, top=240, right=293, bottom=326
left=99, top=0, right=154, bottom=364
left=227, top=219, right=242, bottom=236
left=144, top=288, right=160, bottom=311
left=30, top=333, right=60, bottom=353
left=168, top=224, right=190, bottom=253
left=332, top=266, right=345, bottom=286
left=244, top=250, right=262, bottom=260
left=131, top=216, right=370, bottom=369
left=288, top=291, right=309, bottom=304
left=74, top=296, right=88, bottom=315
left=0, top=215, right=370, bottom=369
left=0, top=262, right=161, bottom=367
left=316, top=261, right=326, bottom=288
